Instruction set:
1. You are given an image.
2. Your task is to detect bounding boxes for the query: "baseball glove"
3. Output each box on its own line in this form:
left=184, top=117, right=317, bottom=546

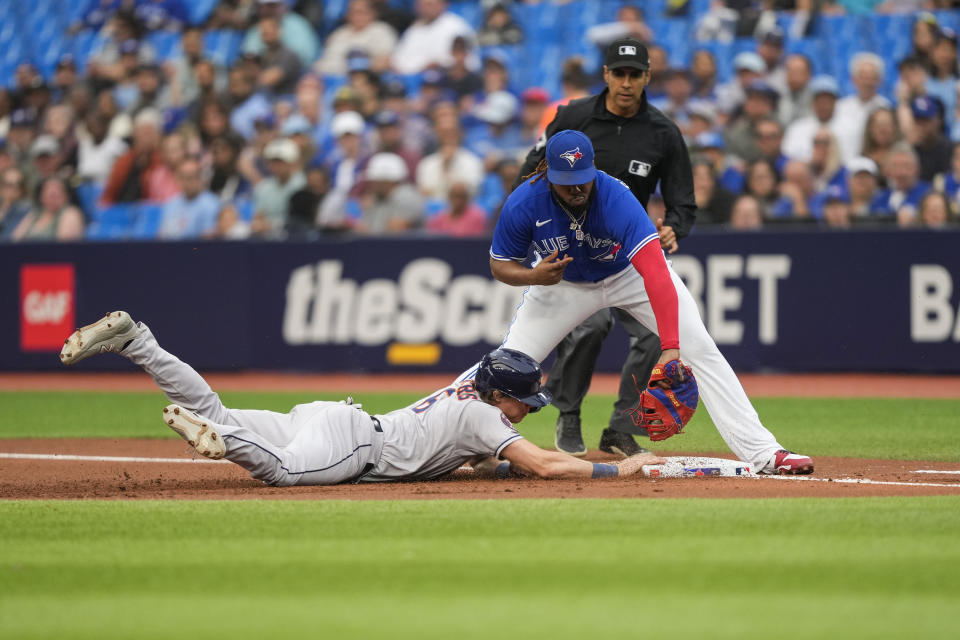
left=625, top=360, right=699, bottom=442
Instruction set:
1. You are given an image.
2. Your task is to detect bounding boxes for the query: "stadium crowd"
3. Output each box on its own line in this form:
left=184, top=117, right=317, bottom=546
left=0, top=0, right=958, bottom=243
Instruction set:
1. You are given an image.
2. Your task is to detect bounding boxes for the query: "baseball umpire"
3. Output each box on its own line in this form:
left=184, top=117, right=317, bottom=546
left=516, top=38, right=697, bottom=457
left=60, top=311, right=665, bottom=484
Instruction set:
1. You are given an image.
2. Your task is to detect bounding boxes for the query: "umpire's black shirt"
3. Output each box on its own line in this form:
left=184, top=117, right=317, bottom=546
left=516, top=88, right=696, bottom=239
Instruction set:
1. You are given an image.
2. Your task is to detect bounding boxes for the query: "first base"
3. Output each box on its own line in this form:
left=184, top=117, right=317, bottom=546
left=641, top=456, right=754, bottom=478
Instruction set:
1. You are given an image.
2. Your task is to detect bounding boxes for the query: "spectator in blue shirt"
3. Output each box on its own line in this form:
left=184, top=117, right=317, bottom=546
left=875, top=142, right=930, bottom=224
left=159, top=158, right=221, bottom=239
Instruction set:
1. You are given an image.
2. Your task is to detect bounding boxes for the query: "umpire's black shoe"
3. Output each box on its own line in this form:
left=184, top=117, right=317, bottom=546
left=599, top=428, right=650, bottom=458
left=555, top=414, right=587, bottom=457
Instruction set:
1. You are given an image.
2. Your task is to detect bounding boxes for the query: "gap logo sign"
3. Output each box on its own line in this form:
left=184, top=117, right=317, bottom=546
left=20, top=264, right=75, bottom=352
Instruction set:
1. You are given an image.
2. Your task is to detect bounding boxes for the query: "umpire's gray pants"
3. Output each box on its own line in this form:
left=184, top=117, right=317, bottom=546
left=544, top=308, right=659, bottom=435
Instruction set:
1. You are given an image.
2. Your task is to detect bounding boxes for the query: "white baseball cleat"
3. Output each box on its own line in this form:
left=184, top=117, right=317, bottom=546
left=59, top=311, right=140, bottom=365
left=163, top=404, right=226, bottom=460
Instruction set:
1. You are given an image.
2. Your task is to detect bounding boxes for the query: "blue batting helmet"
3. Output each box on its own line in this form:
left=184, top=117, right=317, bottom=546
left=474, top=348, right=552, bottom=411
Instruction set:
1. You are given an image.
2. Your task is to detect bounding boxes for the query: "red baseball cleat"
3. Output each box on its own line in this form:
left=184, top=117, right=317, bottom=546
left=764, top=449, right=814, bottom=475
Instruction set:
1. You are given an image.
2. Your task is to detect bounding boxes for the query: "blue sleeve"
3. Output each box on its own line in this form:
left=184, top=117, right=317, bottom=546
left=490, top=195, right=532, bottom=261
left=605, top=189, right=659, bottom=261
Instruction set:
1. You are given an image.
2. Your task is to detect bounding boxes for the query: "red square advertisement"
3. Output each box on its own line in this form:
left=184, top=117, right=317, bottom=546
left=20, top=264, right=76, bottom=352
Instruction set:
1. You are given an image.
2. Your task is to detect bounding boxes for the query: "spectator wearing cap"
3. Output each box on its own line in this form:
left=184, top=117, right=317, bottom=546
left=755, top=117, right=788, bottom=173
left=100, top=108, right=167, bottom=205
left=724, top=80, right=779, bottom=163
left=355, top=152, right=424, bottom=234
left=380, top=80, right=433, bottom=157
left=426, top=180, right=487, bottom=237
left=391, top=0, right=477, bottom=74
left=7, top=109, right=38, bottom=169
left=477, top=3, right=525, bottom=47
left=928, top=28, right=958, bottom=129
left=445, top=36, right=484, bottom=109
left=692, top=158, right=735, bottom=225
left=467, top=91, right=523, bottom=170
left=370, top=110, right=420, bottom=180
left=517, top=88, right=550, bottom=149
left=783, top=75, right=842, bottom=162
left=915, top=190, right=955, bottom=228
left=896, top=55, right=930, bottom=113
left=716, top=51, right=767, bottom=119
left=840, top=156, right=886, bottom=218
left=756, top=28, right=787, bottom=94
left=209, top=133, right=252, bottom=204
left=684, top=101, right=715, bottom=143
left=834, top=52, right=891, bottom=162
left=25, top=136, right=65, bottom=197
left=280, top=114, right=317, bottom=168
left=252, top=137, right=306, bottom=235
left=317, top=111, right=369, bottom=229
left=875, top=142, right=930, bottom=223
left=11, top=177, right=84, bottom=242
left=650, top=68, right=695, bottom=134
left=286, top=162, right=331, bottom=239
left=0, top=167, right=31, bottom=240
left=694, top=131, right=745, bottom=193
left=820, top=185, right=853, bottom=228
left=900, top=95, right=951, bottom=181
left=777, top=54, right=814, bottom=126
left=242, top=0, right=319, bottom=68
left=316, top=0, right=398, bottom=75
left=158, top=158, right=221, bottom=239
left=256, top=16, right=303, bottom=97
left=127, top=63, right=173, bottom=115
left=416, top=118, right=483, bottom=201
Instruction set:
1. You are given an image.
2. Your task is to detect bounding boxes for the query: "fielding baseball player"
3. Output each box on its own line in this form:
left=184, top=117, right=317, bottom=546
left=481, top=129, right=813, bottom=475
left=59, top=311, right=664, bottom=485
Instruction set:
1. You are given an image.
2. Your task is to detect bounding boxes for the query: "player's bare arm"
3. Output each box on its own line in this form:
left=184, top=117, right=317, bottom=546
left=656, top=218, right=679, bottom=254
left=489, top=250, right=573, bottom=286
left=498, top=439, right=665, bottom=479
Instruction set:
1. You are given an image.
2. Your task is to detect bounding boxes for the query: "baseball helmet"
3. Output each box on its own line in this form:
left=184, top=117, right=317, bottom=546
left=474, top=348, right=552, bottom=411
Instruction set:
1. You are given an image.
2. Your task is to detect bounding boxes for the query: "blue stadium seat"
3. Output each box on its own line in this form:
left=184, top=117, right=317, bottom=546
left=86, top=204, right=138, bottom=240
left=204, top=30, right=243, bottom=66
left=448, top=2, right=481, bottom=28
left=147, top=31, right=180, bottom=63
left=75, top=182, right=104, bottom=219
left=187, top=0, right=219, bottom=26
left=131, top=203, right=163, bottom=239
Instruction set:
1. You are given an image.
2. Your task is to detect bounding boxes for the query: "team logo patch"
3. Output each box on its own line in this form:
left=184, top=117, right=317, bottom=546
left=629, top=159, right=652, bottom=177
left=619, top=45, right=637, bottom=56
left=559, top=147, right=583, bottom=167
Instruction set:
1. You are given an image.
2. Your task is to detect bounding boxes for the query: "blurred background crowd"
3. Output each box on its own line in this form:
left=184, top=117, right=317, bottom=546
left=0, top=0, right=958, bottom=243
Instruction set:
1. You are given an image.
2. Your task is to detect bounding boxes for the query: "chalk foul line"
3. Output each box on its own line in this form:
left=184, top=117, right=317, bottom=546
left=912, top=469, right=960, bottom=475
left=0, top=452, right=228, bottom=464
left=757, top=475, right=960, bottom=489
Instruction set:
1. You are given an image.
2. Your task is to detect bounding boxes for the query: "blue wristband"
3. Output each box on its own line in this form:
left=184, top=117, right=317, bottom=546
left=591, top=463, right=619, bottom=479
left=495, top=462, right=512, bottom=478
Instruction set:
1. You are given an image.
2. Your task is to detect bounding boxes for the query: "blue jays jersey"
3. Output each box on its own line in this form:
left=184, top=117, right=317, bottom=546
left=490, top=170, right=660, bottom=283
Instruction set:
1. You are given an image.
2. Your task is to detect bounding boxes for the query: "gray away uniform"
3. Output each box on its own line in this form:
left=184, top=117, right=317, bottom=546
left=123, top=324, right=522, bottom=485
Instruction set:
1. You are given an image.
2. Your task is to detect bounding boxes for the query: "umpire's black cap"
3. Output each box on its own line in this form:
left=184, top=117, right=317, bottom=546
left=604, top=38, right=650, bottom=71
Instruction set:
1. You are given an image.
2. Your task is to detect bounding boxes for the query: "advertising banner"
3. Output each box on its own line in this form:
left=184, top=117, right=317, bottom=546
left=1, top=230, right=959, bottom=373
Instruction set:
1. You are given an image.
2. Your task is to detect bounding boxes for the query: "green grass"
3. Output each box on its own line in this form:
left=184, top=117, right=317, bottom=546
left=1, top=497, right=958, bottom=639
left=2, top=391, right=959, bottom=461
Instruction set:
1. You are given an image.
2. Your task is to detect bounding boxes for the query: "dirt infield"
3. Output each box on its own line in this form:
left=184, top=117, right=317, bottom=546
left=2, top=371, right=958, bottom=501
left=2, top=438, right=959, bottom=501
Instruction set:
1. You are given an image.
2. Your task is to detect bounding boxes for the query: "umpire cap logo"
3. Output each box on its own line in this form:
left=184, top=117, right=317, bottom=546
left=619, top=45, right=637, bottom=56
left=629, top=159, right=651, bottom=177
left=559, top=147, right=583, bottom=167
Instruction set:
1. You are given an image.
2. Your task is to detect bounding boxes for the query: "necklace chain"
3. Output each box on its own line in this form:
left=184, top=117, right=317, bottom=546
left=554, top=197, right=587, bottom=244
